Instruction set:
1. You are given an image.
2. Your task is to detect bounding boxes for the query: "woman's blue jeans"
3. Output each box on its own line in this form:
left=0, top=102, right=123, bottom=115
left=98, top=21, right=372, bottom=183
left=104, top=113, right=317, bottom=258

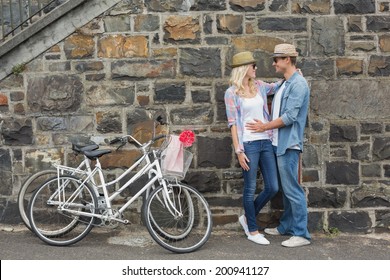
left=242, top=140, right=279, bottom=232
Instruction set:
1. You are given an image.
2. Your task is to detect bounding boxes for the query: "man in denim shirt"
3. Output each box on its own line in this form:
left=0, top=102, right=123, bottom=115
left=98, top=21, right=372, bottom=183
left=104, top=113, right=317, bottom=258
left=246, top=44, right=311, bottom=247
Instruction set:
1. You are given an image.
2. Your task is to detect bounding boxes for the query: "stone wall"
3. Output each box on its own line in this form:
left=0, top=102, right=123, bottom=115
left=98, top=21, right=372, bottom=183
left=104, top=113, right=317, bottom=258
left=0, top=0, right=389, bottom=233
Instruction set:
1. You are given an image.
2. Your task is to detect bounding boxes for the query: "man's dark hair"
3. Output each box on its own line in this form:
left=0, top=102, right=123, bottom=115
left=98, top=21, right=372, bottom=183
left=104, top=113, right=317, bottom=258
left=289, top=56, right=297, bottom=66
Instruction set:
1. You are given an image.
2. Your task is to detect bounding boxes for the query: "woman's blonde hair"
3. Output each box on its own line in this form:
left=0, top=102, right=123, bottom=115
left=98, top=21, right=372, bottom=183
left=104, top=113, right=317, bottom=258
left=229, top=65, right=257, bottom=96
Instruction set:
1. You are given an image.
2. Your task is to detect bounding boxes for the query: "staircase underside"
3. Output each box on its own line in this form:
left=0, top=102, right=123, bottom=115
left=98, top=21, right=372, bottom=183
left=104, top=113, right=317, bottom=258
left=0, top=0, right=123, bottom=81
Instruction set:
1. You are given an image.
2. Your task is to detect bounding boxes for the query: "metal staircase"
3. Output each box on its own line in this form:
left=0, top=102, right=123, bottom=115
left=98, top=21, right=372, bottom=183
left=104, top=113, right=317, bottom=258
left=0, top=0, right=123, bottom=80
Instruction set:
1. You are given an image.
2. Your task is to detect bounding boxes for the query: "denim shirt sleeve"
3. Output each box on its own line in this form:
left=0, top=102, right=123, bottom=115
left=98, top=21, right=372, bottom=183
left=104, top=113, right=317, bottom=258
left=280, top=80, right=309, bottom=127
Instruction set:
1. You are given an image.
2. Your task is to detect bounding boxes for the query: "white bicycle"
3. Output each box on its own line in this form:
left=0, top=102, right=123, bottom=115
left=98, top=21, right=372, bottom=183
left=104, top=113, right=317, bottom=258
left=27, top=125, right=212, bottom=253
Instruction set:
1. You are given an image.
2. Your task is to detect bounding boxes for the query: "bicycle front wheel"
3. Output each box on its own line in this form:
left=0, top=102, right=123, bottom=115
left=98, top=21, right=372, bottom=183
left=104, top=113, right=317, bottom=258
left=17, top=169, right=58, bottom=231
left=28, top=175, right=97, bottom=246
left=144, top=183, right=212, bottom=253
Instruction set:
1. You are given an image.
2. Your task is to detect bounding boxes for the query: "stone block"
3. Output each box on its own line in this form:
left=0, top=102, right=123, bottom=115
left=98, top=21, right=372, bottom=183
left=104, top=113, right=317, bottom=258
left=127, top=108, right=155, bottom=144
left=366, top=16, right=390, bottom=31
left=99, top=150, right=141, bottom=169
left=69, top=116, right=94, bottom=132
left=203, top=14, right=213, bottom=34
left=137, top=96, right=149, bottom=106
left=217, top=15, right=243, bottom=34
left=299, top=59, right=334, bottom=78
left=328, top=211, right=372, bottom=233
left=308, top=187, right=347, bottom=208
left=379, top=35, right=390, bottom=52
left=192, top=90, right=211, bottom=103
left=380, top=2, right=390, bottom=12
left=86, top=74, right=105, bottom=81
left=369, top=56, right=390, bottom=76
left=180, top=48, right=221, bottom=78
left=269, top=0, right=288, bottom=11
left=98, top=35, right=148, bottom=58
left=96, top=111, right=122, bottom=134
left=26, top=75, right=83, bottom=113
left=74, top=61, right=104, bottom=73
left=385, top=164, right=390, bottom=177
left=64, top=34, right=95, bottom=59
left=184, top=171, right=221, bottom=193
left=111, top=60, right=176, bottom=80
left=164, top=16, right=200, bottom=43
left=207, top=196, right=242, bottom=207
left=231, top=35, right=285, bottom=53
left=258, top=211, right=282, bottom=228
left=350, top=41, right=376, bottom=52
left=329, top=123, right=357, bottom=142
left=9, top=91, right=24, bottom=102
left=104, top=15, right=130, bottom=32
left=48, top=61, right=71, bottom=72
left=0, top=93, right=8, bottom=106
left=155, top=82, right=185, bottom=104
left=351, top=184, right=390, bottom=208
left=311, top=17, right=345, bottom=56
left=326, top=161, right=359, bottom=185
left=134, top=14, right=160, bottom=32
left=37, top=117, right=67, bottom=131
left=190, top=0, right=226, bottom=11
left=303, top=169, right=319, bottom=182
left=229, top=0, right=265, bottom=12
left=375, top=210, right=390, bottom=232
left=334, top=0, right=375, bottom=14
left=311, top=80, right=390, bottom=119
left=362, top=164, right=382, bottom=177
left=25, top=149, right=64, bottom=173
left=0, top=149, right=12, bottom=195
left=0, top=74, right=23, bottom=89
left=212, top=214, right=238, bottom=226
left=0, top=199, right=19, bottom=224
left=170, top=106, right=214, bottom=125
left=259, top=17, right=307, bottom=32
left=292, top=0, right=330, bottom=14
left=144, top=0, right=185, bottom=12
left=110, top=0, right=143, bottom=14
left=373, top=137, right=390, bottom=161
left=198, top=137, right=232, bottom=168
left=151, top=48, right=178, bottom=58
left=302, top=144, right=319, bottom=167
left=308, top=212, right=324, bottom=232
left=1, top=118, right=33, bottom=145
left=351, top=144, right=370, bottom=161
left=86, top=84, right=135, bottom=106
left=336, top=58, right=363, bottom=76
left=361, top=123, right=383, bottom=134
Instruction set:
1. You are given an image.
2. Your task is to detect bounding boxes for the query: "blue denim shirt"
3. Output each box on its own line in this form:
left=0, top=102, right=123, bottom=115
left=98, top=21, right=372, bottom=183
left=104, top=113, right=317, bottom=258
left=273, top=72, right=310, bottom=156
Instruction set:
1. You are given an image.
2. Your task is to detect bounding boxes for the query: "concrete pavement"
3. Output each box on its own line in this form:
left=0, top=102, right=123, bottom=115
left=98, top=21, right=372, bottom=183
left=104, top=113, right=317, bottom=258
left=1, top=225, right=389, bottom=260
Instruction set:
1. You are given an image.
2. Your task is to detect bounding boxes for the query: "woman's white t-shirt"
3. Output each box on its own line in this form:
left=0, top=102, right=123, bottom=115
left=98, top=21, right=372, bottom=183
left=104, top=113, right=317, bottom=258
left=241, top=94, right=269, bottom=142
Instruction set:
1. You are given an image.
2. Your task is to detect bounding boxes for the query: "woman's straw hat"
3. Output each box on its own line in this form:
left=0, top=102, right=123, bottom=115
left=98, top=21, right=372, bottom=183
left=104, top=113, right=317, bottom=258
left=231, top=51, right=256, bottom=68
left=273, top=43, right=299, bottom=57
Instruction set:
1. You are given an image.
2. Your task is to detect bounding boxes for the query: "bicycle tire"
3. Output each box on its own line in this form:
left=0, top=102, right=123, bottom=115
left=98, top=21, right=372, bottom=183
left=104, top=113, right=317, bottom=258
left=17, top=169, right=58, bottom=231
left=29, top=175, right=97, bottom=246
left=141, top=185, right=194, bottom=241
left=144, top=183, right=212, bottom=253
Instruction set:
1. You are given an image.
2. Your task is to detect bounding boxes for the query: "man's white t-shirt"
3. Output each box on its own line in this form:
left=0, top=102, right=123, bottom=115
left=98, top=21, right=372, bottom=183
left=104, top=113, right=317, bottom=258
left=272, top=82, right=285, bottom=147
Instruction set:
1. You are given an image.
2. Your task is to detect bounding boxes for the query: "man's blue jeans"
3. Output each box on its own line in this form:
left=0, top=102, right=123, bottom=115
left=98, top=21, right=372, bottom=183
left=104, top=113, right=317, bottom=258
left=275, top=148, right=311, bottom=240
left=243, top=140, right=279, bottom=232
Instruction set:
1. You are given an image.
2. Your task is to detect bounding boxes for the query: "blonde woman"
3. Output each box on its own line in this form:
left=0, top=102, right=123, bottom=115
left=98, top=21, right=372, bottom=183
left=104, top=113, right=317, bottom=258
left=224, top=51, right=280, bottom=245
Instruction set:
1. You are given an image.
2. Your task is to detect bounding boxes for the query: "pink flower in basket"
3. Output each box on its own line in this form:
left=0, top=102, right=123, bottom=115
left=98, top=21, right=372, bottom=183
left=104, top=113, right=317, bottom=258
left=179, top=130, right=195, bottom=147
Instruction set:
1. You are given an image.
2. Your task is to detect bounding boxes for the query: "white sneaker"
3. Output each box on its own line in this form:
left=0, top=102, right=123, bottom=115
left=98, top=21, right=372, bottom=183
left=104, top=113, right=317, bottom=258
left=248, top=234, right=270, bottom=245
left=281, top=236, right=311, bottom=248
left=239, top=215, right=250, bottom=237
left=264, top=227, right=281, bottom=236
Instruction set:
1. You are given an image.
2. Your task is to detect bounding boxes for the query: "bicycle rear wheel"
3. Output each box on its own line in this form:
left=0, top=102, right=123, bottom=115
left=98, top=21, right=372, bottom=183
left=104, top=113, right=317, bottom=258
left=144, top=183, right=212, bottom=253
left=28, top=175, right=97, bottom=246
left=18, top=169, right=58, bottom=231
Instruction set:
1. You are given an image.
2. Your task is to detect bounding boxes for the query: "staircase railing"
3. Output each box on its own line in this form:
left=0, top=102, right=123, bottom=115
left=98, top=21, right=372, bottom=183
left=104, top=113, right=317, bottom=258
left=0, top=0, right=67, bottom=42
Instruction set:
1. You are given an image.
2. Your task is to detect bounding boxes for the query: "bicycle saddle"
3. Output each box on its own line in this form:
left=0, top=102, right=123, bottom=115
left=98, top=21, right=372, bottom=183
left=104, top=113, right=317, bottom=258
left=72, top=143, right=99, bottom=154
left=83, top=149, right=112, bottom=160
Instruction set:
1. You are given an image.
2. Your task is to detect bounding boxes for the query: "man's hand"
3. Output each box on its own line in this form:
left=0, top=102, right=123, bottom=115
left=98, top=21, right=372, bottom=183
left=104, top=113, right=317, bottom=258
left=246, top=119, right=267, bottom=133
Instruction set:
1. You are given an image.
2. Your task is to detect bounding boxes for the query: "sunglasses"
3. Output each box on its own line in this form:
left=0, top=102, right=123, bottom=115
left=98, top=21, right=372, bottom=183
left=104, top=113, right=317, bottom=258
left=251, top=63, right=257, bottom=69
left=273, top=57, right=287, bottom=63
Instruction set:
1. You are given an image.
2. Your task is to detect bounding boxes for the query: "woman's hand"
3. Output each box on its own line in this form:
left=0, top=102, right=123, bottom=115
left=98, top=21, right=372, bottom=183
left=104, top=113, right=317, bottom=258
left=237, top=153, right=250, bottom=171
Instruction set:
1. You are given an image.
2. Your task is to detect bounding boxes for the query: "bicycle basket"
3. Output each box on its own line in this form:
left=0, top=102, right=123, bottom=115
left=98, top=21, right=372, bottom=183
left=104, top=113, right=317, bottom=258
left=160, top=146, right=193, bottom=180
